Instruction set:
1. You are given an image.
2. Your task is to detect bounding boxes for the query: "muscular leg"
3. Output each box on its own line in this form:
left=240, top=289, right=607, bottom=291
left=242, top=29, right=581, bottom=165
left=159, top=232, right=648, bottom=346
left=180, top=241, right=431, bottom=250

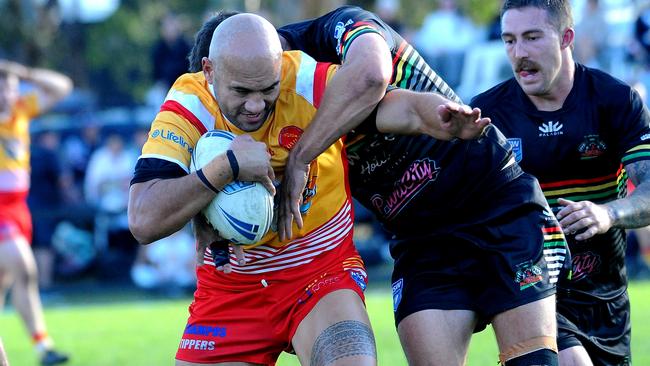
left=292, top=289, right=376, bottom=366
left=558, top=346, right=593, bottom=366
left=397, top=309, right=477, bottom=366
left=0, top=235, right=47, bottom=339
left=491, top=295, right=557, bottom=364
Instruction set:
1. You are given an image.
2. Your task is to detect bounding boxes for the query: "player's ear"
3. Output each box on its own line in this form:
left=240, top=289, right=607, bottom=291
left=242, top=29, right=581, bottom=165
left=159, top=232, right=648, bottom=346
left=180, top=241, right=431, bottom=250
left=202, top=57, right=214, bottom=84
left=560, top=27, right=574, bottom=50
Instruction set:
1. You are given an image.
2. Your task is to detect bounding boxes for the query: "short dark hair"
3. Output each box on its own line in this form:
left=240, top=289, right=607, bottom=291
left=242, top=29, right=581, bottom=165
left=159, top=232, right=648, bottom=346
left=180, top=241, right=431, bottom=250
left=187, top=10, right=240, bottom=73
left=501, top=0, right=573, bottom=33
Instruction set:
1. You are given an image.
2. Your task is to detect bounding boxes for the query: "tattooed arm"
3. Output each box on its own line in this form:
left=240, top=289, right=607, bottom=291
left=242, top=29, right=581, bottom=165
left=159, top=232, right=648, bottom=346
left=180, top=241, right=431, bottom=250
left=557, top=160, right=650, bottom=240
left=608, top=160, right=650, bottom=228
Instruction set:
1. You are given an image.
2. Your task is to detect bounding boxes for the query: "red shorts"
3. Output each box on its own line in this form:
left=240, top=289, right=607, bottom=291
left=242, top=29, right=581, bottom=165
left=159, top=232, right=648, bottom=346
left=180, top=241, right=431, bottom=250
left=0, top=191, right=32, bottom=243
left=175, top=238, right=367, bottom=365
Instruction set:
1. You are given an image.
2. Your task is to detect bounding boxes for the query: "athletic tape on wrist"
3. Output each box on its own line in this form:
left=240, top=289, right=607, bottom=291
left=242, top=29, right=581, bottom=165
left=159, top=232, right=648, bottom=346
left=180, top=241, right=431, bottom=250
left=196, top=168, right=219, bottom=194
left=226, top=149, right=239, bottom=180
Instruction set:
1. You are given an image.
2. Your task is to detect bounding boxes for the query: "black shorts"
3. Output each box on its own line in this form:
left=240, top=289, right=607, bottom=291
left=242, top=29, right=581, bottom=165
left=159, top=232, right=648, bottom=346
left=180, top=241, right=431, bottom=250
left=391, top=203, right=568, bottom=331
left=557, top=291, right=631, bottom=366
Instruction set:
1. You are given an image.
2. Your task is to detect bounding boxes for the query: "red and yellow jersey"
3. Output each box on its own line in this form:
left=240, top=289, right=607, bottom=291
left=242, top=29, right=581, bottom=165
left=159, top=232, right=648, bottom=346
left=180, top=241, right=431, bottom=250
left=0, top=94, right=39, bottom=194
left=140, top=51, right=354, bottom=274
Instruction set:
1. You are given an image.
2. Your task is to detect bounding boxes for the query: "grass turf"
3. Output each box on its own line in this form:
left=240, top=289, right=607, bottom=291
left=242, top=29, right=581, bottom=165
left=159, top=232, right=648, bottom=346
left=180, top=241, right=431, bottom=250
left=1, top=281, right=650, bottom=365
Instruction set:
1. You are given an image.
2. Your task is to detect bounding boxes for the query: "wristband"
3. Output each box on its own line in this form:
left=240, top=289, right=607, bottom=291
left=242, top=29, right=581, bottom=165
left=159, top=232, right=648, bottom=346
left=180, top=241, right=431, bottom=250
left=226, top=149, right=239, bottom=180
left=196, top=168, right=219, bottom=194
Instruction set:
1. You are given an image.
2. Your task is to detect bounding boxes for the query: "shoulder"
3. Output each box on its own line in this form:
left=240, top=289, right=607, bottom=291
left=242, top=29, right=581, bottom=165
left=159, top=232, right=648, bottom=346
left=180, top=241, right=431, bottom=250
left=578, top=64, right=635, bottom=104
left=470, top=78, right=518, bottom=111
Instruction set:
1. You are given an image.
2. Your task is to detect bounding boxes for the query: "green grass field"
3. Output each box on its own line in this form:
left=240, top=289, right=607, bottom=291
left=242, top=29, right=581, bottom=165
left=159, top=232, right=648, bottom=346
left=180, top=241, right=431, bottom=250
left=2, top=281, right=650, bottom=365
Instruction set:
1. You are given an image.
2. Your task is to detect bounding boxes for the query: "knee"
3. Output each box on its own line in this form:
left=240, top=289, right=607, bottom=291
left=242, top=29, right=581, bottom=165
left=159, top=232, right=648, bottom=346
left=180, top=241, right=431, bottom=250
left=499, top=336, right=558, bottom=366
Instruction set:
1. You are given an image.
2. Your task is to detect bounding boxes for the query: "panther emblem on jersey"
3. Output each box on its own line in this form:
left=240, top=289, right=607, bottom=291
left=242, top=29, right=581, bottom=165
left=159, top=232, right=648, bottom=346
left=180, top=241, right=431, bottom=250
left=578, top=134, right=607, bottom=160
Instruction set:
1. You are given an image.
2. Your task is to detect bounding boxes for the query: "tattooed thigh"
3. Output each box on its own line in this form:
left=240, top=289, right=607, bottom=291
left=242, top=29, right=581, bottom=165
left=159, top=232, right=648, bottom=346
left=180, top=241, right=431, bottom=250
left=310, top=320, right=376, bottom=366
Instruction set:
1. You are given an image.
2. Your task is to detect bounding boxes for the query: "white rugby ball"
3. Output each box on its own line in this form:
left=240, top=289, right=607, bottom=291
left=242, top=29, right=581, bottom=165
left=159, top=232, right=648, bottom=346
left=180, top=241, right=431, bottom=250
left=191, top=130, right=274, bottom=245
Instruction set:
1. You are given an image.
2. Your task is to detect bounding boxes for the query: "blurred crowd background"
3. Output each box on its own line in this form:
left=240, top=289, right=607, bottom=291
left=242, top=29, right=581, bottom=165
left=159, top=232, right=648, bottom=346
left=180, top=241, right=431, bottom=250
left=3, top=0, right=650, bottom=296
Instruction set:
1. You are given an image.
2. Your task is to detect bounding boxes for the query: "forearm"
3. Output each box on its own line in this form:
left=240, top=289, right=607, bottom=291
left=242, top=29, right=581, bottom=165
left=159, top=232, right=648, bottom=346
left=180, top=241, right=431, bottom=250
left=376, top=89, right=449, bottom=135
left=128, top=155, right=234, bottom=243
left=607, top=182, right=650, bottom=228
left=291, top=33, right=391, bottom=164
left=26, top=67, right=73, bottom=101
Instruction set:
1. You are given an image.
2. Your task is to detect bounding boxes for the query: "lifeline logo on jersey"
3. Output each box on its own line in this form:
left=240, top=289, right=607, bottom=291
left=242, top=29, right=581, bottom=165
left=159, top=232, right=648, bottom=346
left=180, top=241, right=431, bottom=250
left=151, top=128, right=194, bottom=153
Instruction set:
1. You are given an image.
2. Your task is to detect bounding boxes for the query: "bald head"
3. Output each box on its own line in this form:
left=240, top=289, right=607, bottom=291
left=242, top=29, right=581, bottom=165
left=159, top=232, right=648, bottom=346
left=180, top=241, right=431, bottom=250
left=209, top=13, right=282, bottom=66
left=202, top=13, right=283, bottom=132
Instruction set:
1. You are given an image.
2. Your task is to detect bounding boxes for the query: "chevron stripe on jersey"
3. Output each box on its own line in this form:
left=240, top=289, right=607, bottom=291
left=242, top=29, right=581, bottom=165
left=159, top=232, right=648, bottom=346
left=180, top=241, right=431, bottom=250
left=540, top=165, right=627, bottom=207
left=542, top=225, right=568, bottom=284
left=390, top=41, right=460, bottom=102
left=335, top=20, right=460, bottom=102
left=203, top=200, right=353, bottom=274
left=622, top=144, right=650, bottom=165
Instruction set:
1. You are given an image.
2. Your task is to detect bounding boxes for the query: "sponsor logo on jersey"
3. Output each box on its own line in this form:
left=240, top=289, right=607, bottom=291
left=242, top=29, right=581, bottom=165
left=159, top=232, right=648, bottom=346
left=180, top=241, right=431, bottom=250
left=151, top=129, right=193, bottom=153
left=278, top=125, right=303, bottom=150
left=178, top=338, right=216, bottom=351
left=538, top=121, right=563, bottom=137
left=370, top=158, right=440, bottom=219
left=334, top=19, right=354, bottom=56
left=298, top=273, right=341, bottom=305
left=571, top=251, right=601, bottom=281
left=392, top=278, right=403, bottom=312
left=515, top=261, right=543, bottom=290
left=348, top=269, right=367, bottom=291
left=578, top=134, right=607, bottom=160
left=506, top=138, right=523, bottom=162
left=641, top=133, right=650, bottom=141
left=183, top=324, right=227, bottom=337
left=300, top=173, right=317, bottom=214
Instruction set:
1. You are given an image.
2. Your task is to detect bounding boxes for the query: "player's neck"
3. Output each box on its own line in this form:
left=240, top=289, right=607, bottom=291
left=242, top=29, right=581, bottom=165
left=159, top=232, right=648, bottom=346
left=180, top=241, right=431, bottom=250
left=527, top=57, right=575, bottom=112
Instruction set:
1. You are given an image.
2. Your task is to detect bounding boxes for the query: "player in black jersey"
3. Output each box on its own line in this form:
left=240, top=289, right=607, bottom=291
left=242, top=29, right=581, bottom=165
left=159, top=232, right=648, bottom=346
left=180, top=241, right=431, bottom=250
left=471, top=1, right=650, bottom=365
left=189, top=7, right=568, bottom=365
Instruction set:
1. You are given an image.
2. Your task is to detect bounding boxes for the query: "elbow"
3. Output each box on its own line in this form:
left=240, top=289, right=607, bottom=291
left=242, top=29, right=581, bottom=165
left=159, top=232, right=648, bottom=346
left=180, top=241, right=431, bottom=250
left=128, top=211, right=156, bottom=245
left=358, top=65, right=391, bottom=97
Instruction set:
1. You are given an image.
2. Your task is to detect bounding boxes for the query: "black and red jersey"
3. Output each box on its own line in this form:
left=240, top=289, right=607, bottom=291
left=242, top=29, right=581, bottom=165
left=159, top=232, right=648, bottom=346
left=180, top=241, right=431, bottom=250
left=277, top=5, right=459, bottom=101
left=472, top=63, right=650, bottom=300
left=279, top=6, right=550, bottom=252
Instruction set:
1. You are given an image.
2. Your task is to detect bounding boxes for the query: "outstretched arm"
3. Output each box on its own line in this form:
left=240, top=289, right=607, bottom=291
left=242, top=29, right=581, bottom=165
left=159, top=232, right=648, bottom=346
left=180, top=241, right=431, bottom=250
left=279, top=33, right=392, bottom=240
left=556, top=160, right=650, bottom=240
left=0, top=60, right=72, bottom=112
left=375, top=88, right=490, bottom=139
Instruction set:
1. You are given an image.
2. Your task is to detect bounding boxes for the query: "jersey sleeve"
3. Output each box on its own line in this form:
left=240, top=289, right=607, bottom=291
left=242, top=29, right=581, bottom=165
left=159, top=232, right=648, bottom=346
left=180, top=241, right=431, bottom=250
left=613, top=88, right=650, bottom=166
left=138, top=110, right=202, bottom=175
left=277, top=5, right=394, bottom=64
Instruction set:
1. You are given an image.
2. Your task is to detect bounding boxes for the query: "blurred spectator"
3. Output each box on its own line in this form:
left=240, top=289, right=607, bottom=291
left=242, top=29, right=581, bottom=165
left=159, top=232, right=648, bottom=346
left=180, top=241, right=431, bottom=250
left=62, top=122, right=101, bottom=193
left=130, top=227, right=196, bottom=295
left=84, top=132, right=138, bottom=281
left=633, top=3, right=650, bottom=66
left=413, top=0, right=478, bottom=89
left=27, top=130, right=72, bottom=289
left=148, top=13, right=191, bottom=106
left=574, top=0, right=608, bottom=68
left=375, top=0, right=404, bottom=34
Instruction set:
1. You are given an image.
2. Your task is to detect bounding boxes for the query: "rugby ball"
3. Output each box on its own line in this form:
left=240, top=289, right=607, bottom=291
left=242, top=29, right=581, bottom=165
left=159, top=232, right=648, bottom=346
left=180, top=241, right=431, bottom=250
left=190, top=130, right=274, bottom=245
